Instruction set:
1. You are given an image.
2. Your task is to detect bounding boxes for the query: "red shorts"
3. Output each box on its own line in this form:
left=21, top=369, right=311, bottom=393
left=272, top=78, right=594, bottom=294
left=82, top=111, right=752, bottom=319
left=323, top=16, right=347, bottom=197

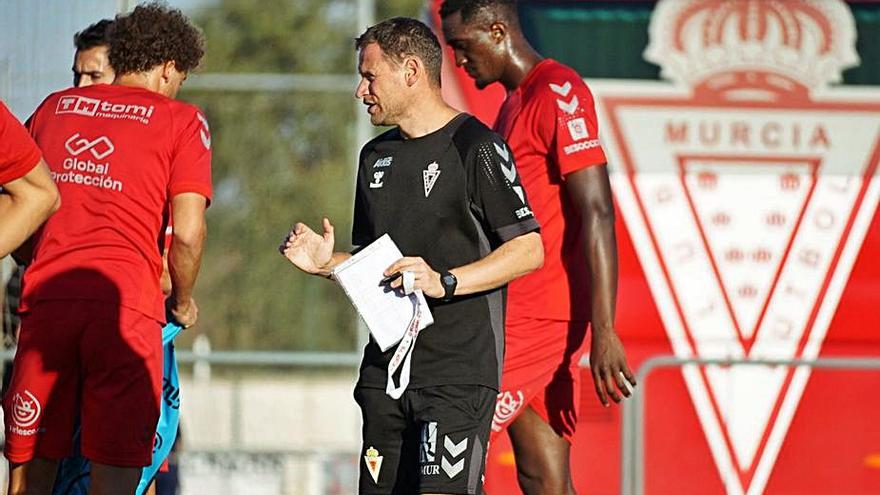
left=492, top=317, right=589, bottom=441
left=3, top=300, right=163, bottom=467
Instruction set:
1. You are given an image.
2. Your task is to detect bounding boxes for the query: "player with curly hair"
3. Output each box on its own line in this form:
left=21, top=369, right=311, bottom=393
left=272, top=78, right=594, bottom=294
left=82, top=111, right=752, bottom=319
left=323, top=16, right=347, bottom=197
left=2, top=3, right=211, bottom=494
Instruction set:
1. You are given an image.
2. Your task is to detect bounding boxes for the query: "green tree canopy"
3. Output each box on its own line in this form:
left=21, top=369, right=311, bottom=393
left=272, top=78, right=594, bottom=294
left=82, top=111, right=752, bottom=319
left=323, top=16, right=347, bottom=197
left=181, top=0, right=424, bottom=351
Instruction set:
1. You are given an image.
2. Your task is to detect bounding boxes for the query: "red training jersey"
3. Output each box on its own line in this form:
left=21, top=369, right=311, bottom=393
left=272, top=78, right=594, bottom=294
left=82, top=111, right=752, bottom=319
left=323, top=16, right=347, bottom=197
left=0, top=101, right=42, bottom=184
left=21, top=84, right=212, bottom=321
left=494, top=59, right=607, bottom=321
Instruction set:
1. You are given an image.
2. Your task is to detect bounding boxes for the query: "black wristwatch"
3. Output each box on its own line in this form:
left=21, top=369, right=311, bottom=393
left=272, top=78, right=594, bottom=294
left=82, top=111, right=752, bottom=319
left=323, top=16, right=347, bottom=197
left=439, top=270, right=458, bottom=301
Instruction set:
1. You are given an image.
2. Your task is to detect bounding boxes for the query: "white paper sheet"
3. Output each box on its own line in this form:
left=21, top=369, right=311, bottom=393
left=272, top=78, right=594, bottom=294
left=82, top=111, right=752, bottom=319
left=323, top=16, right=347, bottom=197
left=331, top=234, right=434, bottom=351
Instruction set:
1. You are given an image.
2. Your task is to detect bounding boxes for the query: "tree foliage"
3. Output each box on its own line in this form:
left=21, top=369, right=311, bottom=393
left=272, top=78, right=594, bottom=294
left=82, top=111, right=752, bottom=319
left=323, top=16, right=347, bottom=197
left=180, top=0, right=425, bottom=350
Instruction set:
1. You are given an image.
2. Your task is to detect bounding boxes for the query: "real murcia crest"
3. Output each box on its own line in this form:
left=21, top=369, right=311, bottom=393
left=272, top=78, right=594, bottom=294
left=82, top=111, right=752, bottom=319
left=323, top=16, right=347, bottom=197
left=364, top=446, right=383, bottom=483
left=492, top=390, right=525, bottom=432
left=597, top=1, right=878, bottom=494
left=423, top=162, right=441, bottom=197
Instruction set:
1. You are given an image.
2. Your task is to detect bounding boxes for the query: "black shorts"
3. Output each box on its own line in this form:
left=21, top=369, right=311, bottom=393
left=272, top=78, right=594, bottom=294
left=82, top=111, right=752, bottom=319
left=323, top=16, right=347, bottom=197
left=354, top=384, right=496, bottom=494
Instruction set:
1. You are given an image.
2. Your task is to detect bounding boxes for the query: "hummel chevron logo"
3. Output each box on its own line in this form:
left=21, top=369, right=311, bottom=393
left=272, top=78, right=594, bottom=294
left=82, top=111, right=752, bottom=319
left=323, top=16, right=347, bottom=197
left=441, top=456, right=464, bottom=478
left=444, top=436, right=467, bottom=457
left=557, top=95, right=580, bottom=115
left=494, top=143, right=516, bottom=181
left=500, top=161, right=517, bottom=184
left=494, top=142, right=525, bottom=203
left=493, top=142, right=509, bottom=162
left=441, top=435, right=467, bottom=478
left=549, top=81, right=572, bottom=97
left=196, top=113, right=211, bottom=150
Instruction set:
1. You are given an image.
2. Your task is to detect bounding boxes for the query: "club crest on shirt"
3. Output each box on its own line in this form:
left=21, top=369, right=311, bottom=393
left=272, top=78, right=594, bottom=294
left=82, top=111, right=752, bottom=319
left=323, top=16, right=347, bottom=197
left=364, top=446, right=383, bottom=483
left=492, top=390, right=525, bottom=431
left=423, top=161, right=441, bottom=197
left=369, top=170, right=384, bottom=189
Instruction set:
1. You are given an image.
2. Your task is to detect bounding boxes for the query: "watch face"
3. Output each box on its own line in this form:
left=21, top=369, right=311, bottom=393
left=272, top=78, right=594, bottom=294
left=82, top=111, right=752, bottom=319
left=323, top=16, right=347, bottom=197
left=443, top=274, right=455, bottom=286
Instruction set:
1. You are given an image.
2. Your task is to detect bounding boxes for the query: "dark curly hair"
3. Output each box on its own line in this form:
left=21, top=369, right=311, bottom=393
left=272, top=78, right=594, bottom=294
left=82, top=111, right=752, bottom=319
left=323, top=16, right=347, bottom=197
left=109, top=2, right=205, bottom=76
left=355, top=17, right=442, bottom=86
left=74, top=19, right=114, bottom=52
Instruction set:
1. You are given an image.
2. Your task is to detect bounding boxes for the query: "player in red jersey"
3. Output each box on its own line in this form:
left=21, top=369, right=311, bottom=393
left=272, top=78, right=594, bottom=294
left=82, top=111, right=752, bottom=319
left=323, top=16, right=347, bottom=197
left=2, top=3, right=211, bottom=494
left=441, top=1, right=637, bottom=493
left=0, top=102, right=59, bottom=259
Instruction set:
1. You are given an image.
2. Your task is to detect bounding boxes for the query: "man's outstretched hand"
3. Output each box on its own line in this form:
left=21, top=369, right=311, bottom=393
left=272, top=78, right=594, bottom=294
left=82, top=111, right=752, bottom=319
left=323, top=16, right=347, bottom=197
left=279, top=218, right=336, bottom=276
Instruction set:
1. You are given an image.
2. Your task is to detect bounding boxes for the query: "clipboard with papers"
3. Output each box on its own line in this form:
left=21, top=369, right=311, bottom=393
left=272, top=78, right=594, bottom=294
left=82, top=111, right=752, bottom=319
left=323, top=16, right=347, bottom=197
left=331, top=234, right=434, bottom=352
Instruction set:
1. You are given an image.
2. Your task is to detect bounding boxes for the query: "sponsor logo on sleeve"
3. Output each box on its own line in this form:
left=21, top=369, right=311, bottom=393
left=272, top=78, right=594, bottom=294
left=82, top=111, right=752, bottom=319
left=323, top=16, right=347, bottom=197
left=515, top=206, right=533, bottom=219
left=9, top=390, right=41, bottom=436
left=369, top=171, right=384, bottom=189
left=567, top=117, right=590, bottom=141
left=563, top=139, right=602, bottom=156
left=373, top=156, right=393, bottom=168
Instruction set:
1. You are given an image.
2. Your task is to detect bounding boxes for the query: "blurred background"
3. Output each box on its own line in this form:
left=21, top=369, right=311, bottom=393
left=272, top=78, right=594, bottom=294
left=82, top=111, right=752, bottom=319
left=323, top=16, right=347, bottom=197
left=2, top=1, right=879, bottom=494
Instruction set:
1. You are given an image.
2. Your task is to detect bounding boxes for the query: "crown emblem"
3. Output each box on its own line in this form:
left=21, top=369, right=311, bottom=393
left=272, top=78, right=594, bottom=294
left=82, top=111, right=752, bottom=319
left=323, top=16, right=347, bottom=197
left=644, top=0, right=860, bottom=99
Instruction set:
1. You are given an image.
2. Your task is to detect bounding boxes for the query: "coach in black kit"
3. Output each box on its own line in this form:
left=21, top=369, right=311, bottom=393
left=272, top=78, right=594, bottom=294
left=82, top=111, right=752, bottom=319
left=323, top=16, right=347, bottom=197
left=280, top=17, right=542, bottom=495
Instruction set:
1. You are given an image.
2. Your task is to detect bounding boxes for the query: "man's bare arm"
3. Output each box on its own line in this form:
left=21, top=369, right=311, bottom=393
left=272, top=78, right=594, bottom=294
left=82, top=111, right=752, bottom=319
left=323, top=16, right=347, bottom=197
left=168, top=192, right=208, bottom=327
left=0, top=159, right=60, bottom=259
left=566, top=164, right=636, bottom=406
left=384, top=231, right=543, bottom=299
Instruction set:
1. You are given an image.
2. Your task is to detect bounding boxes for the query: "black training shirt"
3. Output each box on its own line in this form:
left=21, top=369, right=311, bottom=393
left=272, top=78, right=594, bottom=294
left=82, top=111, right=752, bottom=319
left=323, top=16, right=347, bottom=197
left=352, top=113, right=540, bottom=390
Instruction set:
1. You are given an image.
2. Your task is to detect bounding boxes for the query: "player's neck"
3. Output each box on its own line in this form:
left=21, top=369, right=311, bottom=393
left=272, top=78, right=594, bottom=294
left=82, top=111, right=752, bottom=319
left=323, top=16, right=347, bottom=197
left=396, top=94, right=460, bottom=140
left=115, top=72, right=157, bottom=93
left=500, top=38, right=543, bottom=92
